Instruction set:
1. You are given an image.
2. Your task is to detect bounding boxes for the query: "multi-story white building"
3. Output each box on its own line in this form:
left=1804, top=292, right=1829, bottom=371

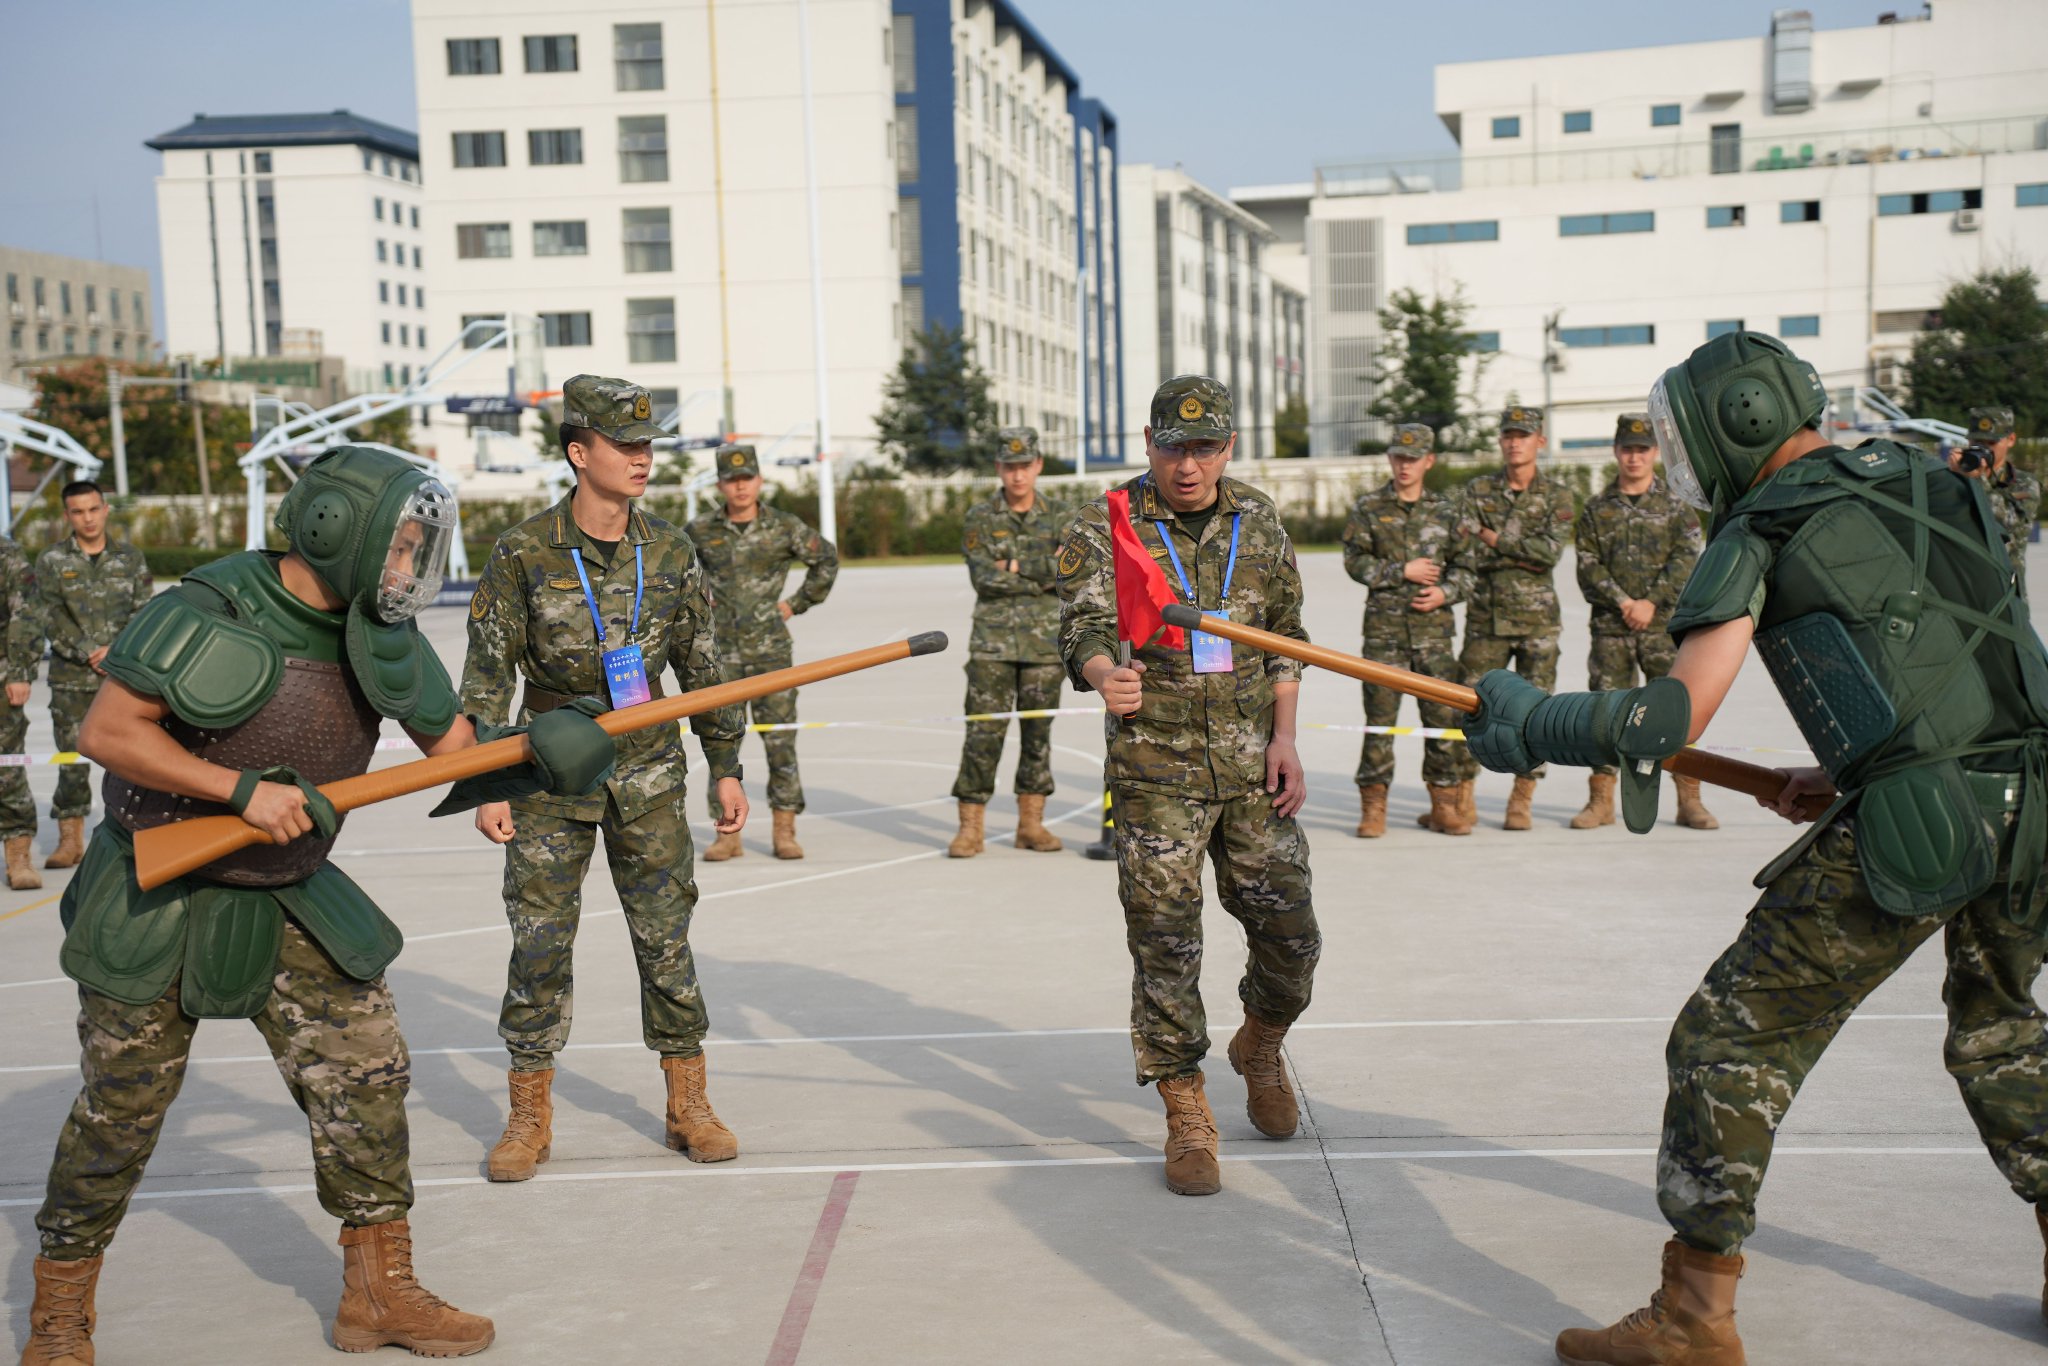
left=1300, top=0, right=2048, bottom=454
left=148, top=111, right=428, bottom=395
left=1117, top=165, right=1306, bottom=459
left=1, top=246, right=154, bottom=381
left=410, top=0, right=1124, bottom=467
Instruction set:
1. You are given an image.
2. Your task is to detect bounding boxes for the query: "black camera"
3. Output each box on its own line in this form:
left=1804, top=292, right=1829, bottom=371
left=1955, top=443, right=1996, bottom=475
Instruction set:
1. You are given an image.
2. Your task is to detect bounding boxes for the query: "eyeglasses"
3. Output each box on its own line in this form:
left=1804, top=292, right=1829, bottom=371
left=1153, top=442, right=1231, bottom=465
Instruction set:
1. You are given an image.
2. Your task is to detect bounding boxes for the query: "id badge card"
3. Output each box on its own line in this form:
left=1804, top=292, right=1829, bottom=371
left=602, top=644, right=653, bottom=708
left=1191, top=610, right=1234, bottom=674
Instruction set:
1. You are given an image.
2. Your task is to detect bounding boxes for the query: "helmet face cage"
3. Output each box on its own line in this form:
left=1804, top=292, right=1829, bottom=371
left=1650, top=376, right=1712, bottom=510
left=374, top=479, right=456, bottom=622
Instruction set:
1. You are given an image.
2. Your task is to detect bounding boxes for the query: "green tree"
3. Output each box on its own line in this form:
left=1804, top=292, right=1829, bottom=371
left=1904, top=265, right=2048, bottom=436
left=25, top=361, right=248, bottom=500
left=1366, top=285, right=1495, bottom=451
left=1274, top=396, right=1310, bottom=459
left=875, top=323, right=998, bottom=474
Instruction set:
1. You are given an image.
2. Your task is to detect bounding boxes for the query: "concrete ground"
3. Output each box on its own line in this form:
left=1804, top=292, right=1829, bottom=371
left=4, top=535, right=2047, bottom=1365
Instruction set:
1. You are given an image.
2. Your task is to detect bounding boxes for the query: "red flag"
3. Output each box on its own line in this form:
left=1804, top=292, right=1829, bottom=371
left=1106, top=487, right=1186, bottom=651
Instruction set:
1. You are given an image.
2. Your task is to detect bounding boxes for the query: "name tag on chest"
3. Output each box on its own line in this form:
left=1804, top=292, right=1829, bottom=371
left=1191, top=610, right=1234, bottom=674
left=603, top=644, right=652, bottom=708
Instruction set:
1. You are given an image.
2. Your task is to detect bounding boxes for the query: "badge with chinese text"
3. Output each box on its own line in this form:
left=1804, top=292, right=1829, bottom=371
left=603, top=643, right=652, bottom=708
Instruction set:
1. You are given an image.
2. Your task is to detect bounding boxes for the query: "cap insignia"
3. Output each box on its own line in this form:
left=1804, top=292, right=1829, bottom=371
left=1178, top=396, right=1204, bottom=422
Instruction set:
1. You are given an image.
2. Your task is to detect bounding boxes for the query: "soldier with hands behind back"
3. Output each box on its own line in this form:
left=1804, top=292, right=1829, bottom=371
left=0, top=537, right=43, bottom=889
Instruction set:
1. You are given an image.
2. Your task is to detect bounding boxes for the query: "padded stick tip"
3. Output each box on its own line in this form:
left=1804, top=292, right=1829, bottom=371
left=907, top=630, right=950, bottom=657
left=1161, top=603, right=1202, bottom=630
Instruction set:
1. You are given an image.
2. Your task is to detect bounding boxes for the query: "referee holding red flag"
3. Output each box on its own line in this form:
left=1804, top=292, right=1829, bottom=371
left=1054, top=374, right=1321, bottom=1198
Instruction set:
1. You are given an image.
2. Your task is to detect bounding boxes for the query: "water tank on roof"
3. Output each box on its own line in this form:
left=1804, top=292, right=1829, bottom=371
left=1770, top=10, right=1814, bottom=113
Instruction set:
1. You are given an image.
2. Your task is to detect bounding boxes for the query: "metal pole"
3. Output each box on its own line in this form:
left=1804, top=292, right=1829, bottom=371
left=191, top=397, right=216, bottom=549
left=1075, top=265, right=1088, bottom=475
left=796, top=0, right=836, bottom=545
left=0, top=440, right=12, bottom=538
left=707, top=0, right=737, bottom=438
left=107, top=369, right=129, bottom=497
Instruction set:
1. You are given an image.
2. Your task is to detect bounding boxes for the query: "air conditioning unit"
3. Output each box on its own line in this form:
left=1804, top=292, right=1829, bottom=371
left=1954, top=208, right=1983, bottom=232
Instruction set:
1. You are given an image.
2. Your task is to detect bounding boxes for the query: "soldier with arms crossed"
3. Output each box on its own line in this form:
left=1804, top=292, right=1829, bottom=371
left=1464, top=333, right=2048, bottom=1366
left=1057, top=375, right=1319, bottom=1197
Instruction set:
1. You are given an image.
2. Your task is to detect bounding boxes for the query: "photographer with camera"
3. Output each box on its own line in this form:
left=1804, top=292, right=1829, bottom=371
left=1950, top=404, right=2039, bottom=596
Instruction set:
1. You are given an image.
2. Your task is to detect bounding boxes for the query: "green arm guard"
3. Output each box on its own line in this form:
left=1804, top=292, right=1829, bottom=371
left=1667, top=521, right=1770, bottom=641
left=1469, top=672, right=1691, bottom=834
left=428, top=698, right=618, bottom=817
left=101, top=586, right=283, bottom=728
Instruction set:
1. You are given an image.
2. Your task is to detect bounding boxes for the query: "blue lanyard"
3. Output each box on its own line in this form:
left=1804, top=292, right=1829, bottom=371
left=568, top=543, right=643, bottom=645
left=1154, top=509, right=1240, bottom=610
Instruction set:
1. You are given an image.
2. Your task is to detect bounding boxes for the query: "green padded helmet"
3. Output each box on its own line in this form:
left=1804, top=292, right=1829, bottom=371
left=1650, top=331, right=1827, bottom=512
left=276, top=445, right=456, bottom=622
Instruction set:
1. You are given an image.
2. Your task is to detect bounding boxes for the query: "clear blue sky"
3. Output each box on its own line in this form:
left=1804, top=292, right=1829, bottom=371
left=0, top=0, right=1887, bottom=303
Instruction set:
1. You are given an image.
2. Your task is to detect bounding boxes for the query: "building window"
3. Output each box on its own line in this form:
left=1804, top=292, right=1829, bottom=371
left=895, top=116, right=919, bottom=182
left=1706, top=319, right=1744, bottom=339
left=59, top=282, right=70, bottom=314
left=534, top=220, right=589, bottom=256
left=379, top=281, right=390, bottom=303
left=1779, top=314, right=1820, bottom=337
left=1559, top=211, right=1655, bottom=236
left=615, top=22, right=663, bottom=91
left=528, top=128, right=584, bottom=166
left=111, top=335, right=123, bottom=357
left=398, top=284, right=409, bottom=305
left=84, top=285, right=96, bottom=315
left=453, top=131, right=508, bottom=168
left=32, top=278, right=44, bottom=306
left=1406, top=220, right=1499, bottom=245
left=456, top=223, right=512, bottom=258
left=416, top=287, right=425, bottom=309
left=626, top=297, right=676, bottom=362
left=132, top=291, right=143, bottom=325
left=382, top=156, right=394, bottom=177
left=622, top=208, right=672, bottom=272
left=1781, top=200, right=1821, bottom=223
left=447, top=38, right=501, bottom=75
left=1711, top=123, right=1742, bottom=175
left=419, top=328, right=427, bottom=349
left=1491, top=116, right=1520, bottom=139
left=382, top=322, right=392, bottom=344
left=1874, top=308, right=1940, bottom=334
left=374, top=197, right=384, bottom=221
left=898, top=196, right=923, bottom=273
left=110, top=290, right=121, bottom=322
left=376, top=240, right=388, bottom=262
left=1706, top=205, right=1745, bottom=228
left=400, top=163, right=415, bottom=183
left=1877, top=189, right=1983, bottom=216
left=460, top=314, right=495, bottom=347
left=413, top=246, right=422, bottom=269
left=523, top=34, right=578, bottom=72
left=62, top=330, right=75, bottom=354
left=1465, top=331, right=1500, bottom=353
left=1651, top=103, right=1681, bottom=127
left=1558, top=324, right=1656, bottom=348
left=618, top=115, right=668, bottom=182
left=253, top=152, right=272, bottom=174
left=891, top=13, right=915, bottom=93
left=2018, top=184, right=2048, bottom=208
left=1562, top=110, right=1592, bottom=134
left=410, top=206, right=420, bottom=229
left=3, top=274, right=14, bottom=303
left=539, top=312, right=592, bottom=347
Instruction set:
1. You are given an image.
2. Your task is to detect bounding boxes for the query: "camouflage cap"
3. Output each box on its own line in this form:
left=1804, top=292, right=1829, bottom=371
left=1149, top=375, right=1234, bottom=447
left=1500, top=404, right=1546, bottom=436
left=995, top=427, right=1041, bottom=463
left=1614, top=411, right=1656, bottom=447
left=1387, top=423, right=1435, bottom=458
left=714, top=443, right=761, bottom=480
left=561, top=374, right=667, bottom=443
left=1969, top=405, right=2016, bottom=441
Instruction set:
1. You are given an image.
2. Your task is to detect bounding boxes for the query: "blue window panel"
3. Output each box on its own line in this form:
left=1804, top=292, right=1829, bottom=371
left=1563, top=110, right=1592, bottom=134
left=1556, top=326, right=1606, bottom=347
left=1781, top=200, right=1821, bottom=223
left=1779, top=314, right=1821, bottom=337
left=2019, top=183, right=2048, bottom=207
left=1560, top=214, right=1605, bottom=237
left=1927, top=189, right=1970, bottom=212
left=1492, top=116, right=1520, bottom=139
left=1409, top=220, right=1500, bottom=245
left=1877, top=194, right=1913, bottom=216
left=1706, top=319, right=1744, bottom=339
left=1607, top=211, right=1655, bottom=234
left=1406, top=224, right=1451, bottom=245
left=1560, top=437, right=1612, bottom=450
left=1465, top=331, right=1501, bottom=353
left=1607, top=324, right=1655, bottom=346
left=1651, top=104, right=1681, bottom=127
left=1451, top=220, right=1499, bottom=242
left=1706, top=205, right=1744, bottom=228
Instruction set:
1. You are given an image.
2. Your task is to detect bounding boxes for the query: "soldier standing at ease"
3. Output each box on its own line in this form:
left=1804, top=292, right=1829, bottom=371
left=1571, top=412, right=1715, bottom=831
left=686, top=444, right=837, bottom=860
left=1340, top=423, right=1475, bottom=837
left=947, top=426, right=1067, bottom=857
left=1453, top=406, right=1576, bottom=830
left=37, top=480, right=152, bottom=870
left=0, top=538, right=42, bottom=889
left=466, top=375, right=751, bottom=1183
left=1955, top=405, right=2039, bottom=597
left=1057, top=375, right=1319, bottom=1198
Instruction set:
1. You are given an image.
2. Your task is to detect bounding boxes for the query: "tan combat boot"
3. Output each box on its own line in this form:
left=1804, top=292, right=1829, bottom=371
left=486, top=1069, right=553, bottom=1182
left=1225, top=1008, right=1299, bottom=1137
left=947, top=802, right=986, bottom=858
left=1503, top=775, right=1538, bottom=831
left=662, top=1054, right=739, bottom=1161
left=703, top=829, right=744, bottom=861
left=771, top=810, right=804, bottom=860
left=332, top=1220, right=494, bottom=1357
left=45, top=818, right=85, bottom=870
left=1355, top=784, right=1388, bottom=839
left=1157, top=1072, right=1221, bottom=1196
left=1014, top=794, right=1064, bottom=851
left=1555, top=1239, right=1745, bottom=1366
left=22, top=1254, right=99, bottom=1366
left=1458, top=779, right=1478, bottom=828
left=1571, top=773, right=1617, bottom=830
left=1674, top=775, right=1720, bottom=830
left=1426, top=783, right=1473, bottom=836
left=7, top=834, right=42, bottom=890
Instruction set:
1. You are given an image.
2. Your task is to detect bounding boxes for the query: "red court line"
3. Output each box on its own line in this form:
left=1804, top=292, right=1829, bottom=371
left=765, top=1170, right=860, bottom=1366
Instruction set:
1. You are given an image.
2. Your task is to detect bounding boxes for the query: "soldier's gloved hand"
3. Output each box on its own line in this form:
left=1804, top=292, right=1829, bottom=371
left=230, top=765, right=339, bottom=846
left=528, top=697, right=616, bottom=797
left=1466, top=670, right=1546, bottom=774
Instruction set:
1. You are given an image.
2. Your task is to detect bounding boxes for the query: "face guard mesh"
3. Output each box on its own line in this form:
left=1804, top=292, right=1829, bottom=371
left=374, top=479, right=455, bottom=622
left=1650, top=377, right=1710, bottom=510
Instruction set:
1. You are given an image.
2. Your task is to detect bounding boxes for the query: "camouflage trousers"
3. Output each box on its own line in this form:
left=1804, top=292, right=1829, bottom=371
left=50, top=686, right=97, bottom=820
left=1586, top=631, right=1677, bottom=776
left=1659, top=818, right=2048, bottom=1256
left=501, top=790, right=706, bottom=1070
left=37, top=919, right=412, bottom=1259
left=0, top=701, right=34, bottom=839
left=707, top=658, right=802, bottom=817
left=1356, top=631, right=1473, bottom=790
left=951, top=659, right=1063, bottom=804
left=1458, top=632, right=1560, bottom=779
left=1113, top=783, right=1320, bottom=1085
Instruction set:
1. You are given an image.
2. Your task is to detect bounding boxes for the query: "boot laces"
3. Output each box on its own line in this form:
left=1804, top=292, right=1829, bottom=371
left=1241, top=1026, right=1288, bottom=1090
left=1161, top=1084, right=1219, bottom=1157
left=33, top=1273, right=92, bottom=1353
left=1615, top=1288, right=1672, bottom=1336
left=377, top=1228, right=452, bottom=1313
left=505, top=1079, right=546, bottom=1140
left=674, top=1065, right=718, bottom=1122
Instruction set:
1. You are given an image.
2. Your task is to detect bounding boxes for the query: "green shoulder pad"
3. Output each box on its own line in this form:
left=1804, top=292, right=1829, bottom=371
left=1668, top=521, right=1770, bottom=640
left=102, top=584, right=283, bottom=728
left=344, top=607, right=423, bottom=721
left=410, top=643, right=459, bottom=737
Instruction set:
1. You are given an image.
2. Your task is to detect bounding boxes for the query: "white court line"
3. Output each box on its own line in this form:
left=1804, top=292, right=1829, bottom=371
left=0, top=1013, right=1947, bottom=1077
left=0, top=1144, right=1989, bottom=1210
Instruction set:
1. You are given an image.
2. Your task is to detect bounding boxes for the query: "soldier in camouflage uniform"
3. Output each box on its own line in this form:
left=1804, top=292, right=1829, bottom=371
left=1453, top=405, right=1576, bottom=830
left=1058, top=375, right=1319, bottom=1198
left=465, top=375, right=750, bottom=1182
left=1955, top=405, right=2040, bottom=598
left=685, top=444, right=838, bottom=861
left=1340, top=423, right=1476, bottom=838
left=947, top=426, right=1068, bottom=857
left=37, top=480, right=152, bottom=871
left=0, top=539, right=43, bottom=890
left=1571, top=412, right=1715, bottom=831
